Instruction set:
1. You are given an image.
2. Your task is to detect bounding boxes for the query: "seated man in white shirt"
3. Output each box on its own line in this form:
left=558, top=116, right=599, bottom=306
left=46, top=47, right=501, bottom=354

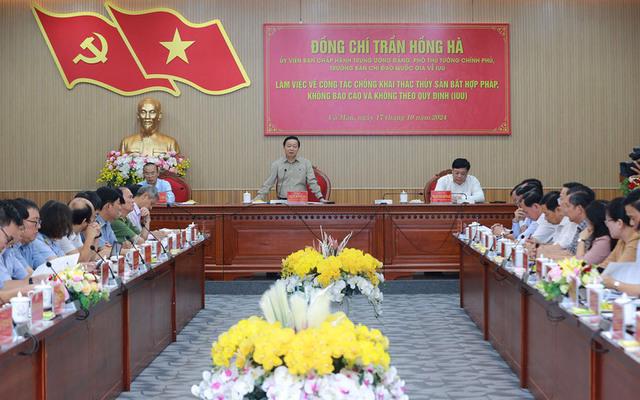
left=55, top=197, right=101, bottom=262
left=140, top=163, right=175, bottom=204
left=519, top=190, right=556, bottom=243
left=434, top=158, right=485, bottom=203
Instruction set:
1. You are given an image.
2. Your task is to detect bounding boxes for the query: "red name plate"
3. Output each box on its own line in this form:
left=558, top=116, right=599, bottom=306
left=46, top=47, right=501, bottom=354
left=53, top=282, right=66, bottom=315
left=181, top=230, right=187, bottom=244
left=158, top=192, right=167, bottom=203
left=133, top=250, right=140, bottom=269
left=0, top=306, right=13, bottom=344
left=117, top=257, right=125, bottom=276
left=31, top=291, right=44, bottom=323
left=265, top=23, right=511, bottom=136
left=431, top=191, right=452, bottom=203
left=167, top=236, right=173, bottom=251
left=287, top=191, right=308, bottom=204
left=588, top=288, right=601, bottom=315
left=636, top=312, right=640, bottom=342
left=612, top=302, right=624, bottom=333
left=101, top=262, right=110, bottom=287
left=176, top=232, right=182, bottom=249
left=144, top=245, right=152, bottom=263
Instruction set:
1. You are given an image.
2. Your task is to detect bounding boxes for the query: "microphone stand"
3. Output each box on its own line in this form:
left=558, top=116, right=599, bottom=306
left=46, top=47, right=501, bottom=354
left=90, top=245, right=125, bottom=292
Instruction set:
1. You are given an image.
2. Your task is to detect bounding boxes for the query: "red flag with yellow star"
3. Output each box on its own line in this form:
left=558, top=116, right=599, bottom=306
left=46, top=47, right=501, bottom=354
left=32, top=5, right=178, bottom=96
left=106, top=3, right=250, bottom=95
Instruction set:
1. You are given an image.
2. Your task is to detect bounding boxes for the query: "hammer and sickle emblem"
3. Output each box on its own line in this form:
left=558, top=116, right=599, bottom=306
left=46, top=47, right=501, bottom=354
left=72, top=32, right=109, bottom=64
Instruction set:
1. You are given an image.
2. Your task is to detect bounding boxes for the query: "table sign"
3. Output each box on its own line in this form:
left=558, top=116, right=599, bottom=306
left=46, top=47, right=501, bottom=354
left=101, top=262, right=110, bottom=287
left=158, top=192, right=167, bottom=203
left=431, top=191, right=452, bottom=203
left=504, top=242, right=514, bottom=260
left=34, top=280, right=52, bottom=310
left=568, top=275, right=579, bottom=305
left=31, top=290, right=44, bottom=323
left=636, top=312, right=640, bottom=342
left=52, top=281, right=66, bottom=315
left=287, top=191, right=308, bottom=204
left=142, top=244, right=152, bottom=264
left=587, top=284, right=603, bottom=315
left=181, top=229, right=187, bottom=246
left=111, top=256, right=125, bottom=277
left=536, top=256, right=547, bottom=279
left=612, top=301, right=624, bottom=335
left=167, top=235, right=174, bottom=251
left=176, top=231, right=182, bottom=249
left=0, top=305, right=12, bottom=344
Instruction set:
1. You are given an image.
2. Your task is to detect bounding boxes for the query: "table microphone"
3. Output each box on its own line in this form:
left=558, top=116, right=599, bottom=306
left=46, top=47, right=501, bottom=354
left=124, top=236, right=149, bottom=266
left=147, top=229, right=173, bottom=261
left=90, top=245, right=124, bottom=291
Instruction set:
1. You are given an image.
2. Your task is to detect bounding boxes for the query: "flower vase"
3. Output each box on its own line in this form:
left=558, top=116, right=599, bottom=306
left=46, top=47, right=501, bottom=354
left=331, top=295, right=351, bottom=317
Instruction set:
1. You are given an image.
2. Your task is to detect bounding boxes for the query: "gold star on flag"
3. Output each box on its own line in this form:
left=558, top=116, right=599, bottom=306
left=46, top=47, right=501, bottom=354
left=160, top=29, right=195, bottom=64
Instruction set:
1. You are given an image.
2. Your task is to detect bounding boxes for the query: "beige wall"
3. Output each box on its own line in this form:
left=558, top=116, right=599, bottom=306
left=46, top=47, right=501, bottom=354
left=1, top=0, right=638, bottom=194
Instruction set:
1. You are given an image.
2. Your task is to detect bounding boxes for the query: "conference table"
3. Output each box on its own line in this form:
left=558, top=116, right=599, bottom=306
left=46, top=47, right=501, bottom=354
left=458, top=237, right=640, bottom=400
left=0, top=239, right=206, bottom=400
left=151, top=203, right=515, bottom=280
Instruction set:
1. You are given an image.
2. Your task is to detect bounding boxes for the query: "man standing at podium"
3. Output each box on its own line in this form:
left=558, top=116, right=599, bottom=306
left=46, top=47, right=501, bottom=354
left=434, top=158, right=485, bottom=203
left=254, top=136, right=326, bottom=202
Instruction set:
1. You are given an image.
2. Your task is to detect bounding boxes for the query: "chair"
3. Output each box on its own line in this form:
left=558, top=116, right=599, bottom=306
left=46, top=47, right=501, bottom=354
left=423, top=169, right=452, bottom=203
left=159, top=170, right=191, bottom=203
left=307, top=166, right=331, bottom=202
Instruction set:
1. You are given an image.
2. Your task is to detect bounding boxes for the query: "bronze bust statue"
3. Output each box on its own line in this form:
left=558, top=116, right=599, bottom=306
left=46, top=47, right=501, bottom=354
left=120, top=98, right=180, bottom=156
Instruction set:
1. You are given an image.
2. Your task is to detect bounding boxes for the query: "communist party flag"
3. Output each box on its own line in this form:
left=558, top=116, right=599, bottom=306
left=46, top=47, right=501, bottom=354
left=32, top=5, right=178, bottom=96
left=106, top=3, right=250, bottom=94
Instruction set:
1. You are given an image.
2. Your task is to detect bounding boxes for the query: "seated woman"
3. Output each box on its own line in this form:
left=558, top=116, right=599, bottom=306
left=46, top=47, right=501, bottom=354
left=29, top=200, right=72, bottom=267
left=602, top=190, right=640, bottom=295
left=575, top=200, right=614, bottom=265
left=600, top=197, right=639, bottom=267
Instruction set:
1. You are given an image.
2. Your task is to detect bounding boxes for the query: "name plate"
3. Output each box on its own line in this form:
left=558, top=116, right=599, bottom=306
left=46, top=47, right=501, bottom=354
left=158, top=192, right=167, bottom=203
left=430, top=191, right=452, bottom=203
left=31, top=291, right=44, bottom=323
left=287, top=191, right=308, bottom=204
left=0, top=305, right=13, bottom=344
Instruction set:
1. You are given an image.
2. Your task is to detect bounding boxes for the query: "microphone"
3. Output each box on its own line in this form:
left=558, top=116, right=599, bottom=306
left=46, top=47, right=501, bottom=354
left=277, top=168, right=288, bottom=199
left=147, top=229, right=173, bottom=261
left=90, top=245, right=124, bottom=291
left=46, top=261, right=64, bottom=284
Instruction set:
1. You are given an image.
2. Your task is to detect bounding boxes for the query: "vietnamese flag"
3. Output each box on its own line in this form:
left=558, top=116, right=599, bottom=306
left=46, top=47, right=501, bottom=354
left=106, top=3, right=250, bottom=95
left=32, top=5, right=178, bottom=96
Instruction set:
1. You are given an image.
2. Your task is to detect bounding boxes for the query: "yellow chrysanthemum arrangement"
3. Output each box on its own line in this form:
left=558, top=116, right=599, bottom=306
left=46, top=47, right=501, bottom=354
left=282, top=247, right=382, bottom=288
left=211, top=312, right=390, bottom=376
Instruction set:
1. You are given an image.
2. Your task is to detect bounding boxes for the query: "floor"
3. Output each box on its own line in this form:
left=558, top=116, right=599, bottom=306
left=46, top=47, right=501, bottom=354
left=117, top=288, right=533, bottom=399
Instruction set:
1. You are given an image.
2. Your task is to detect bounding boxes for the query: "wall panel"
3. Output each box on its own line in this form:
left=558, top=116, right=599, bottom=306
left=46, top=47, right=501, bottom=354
left=1, top=0, right=638, bottom=192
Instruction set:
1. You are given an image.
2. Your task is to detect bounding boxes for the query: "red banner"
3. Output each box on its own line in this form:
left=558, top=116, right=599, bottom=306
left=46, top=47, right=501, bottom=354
left=32, top=3, right=250, bottom=96
left=264, top=24, right=510, bottom=136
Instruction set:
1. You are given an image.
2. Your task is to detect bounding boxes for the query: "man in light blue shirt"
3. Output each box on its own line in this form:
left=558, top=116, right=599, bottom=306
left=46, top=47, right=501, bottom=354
left=2, top=244, right=30, bottom=280
left=96, top=187, right=121, bottom=248
left=140, top=162, right=175, bottom=204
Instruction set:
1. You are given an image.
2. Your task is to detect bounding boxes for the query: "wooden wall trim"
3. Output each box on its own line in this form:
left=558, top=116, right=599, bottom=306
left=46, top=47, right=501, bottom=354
left=0, top=188, right=623, bottom=206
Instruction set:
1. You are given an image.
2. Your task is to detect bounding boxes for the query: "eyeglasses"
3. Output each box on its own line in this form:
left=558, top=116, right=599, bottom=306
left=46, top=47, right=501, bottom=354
left=0, top=227, right=13, bottom=243
left=25, top=218, right=42, bottom=227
